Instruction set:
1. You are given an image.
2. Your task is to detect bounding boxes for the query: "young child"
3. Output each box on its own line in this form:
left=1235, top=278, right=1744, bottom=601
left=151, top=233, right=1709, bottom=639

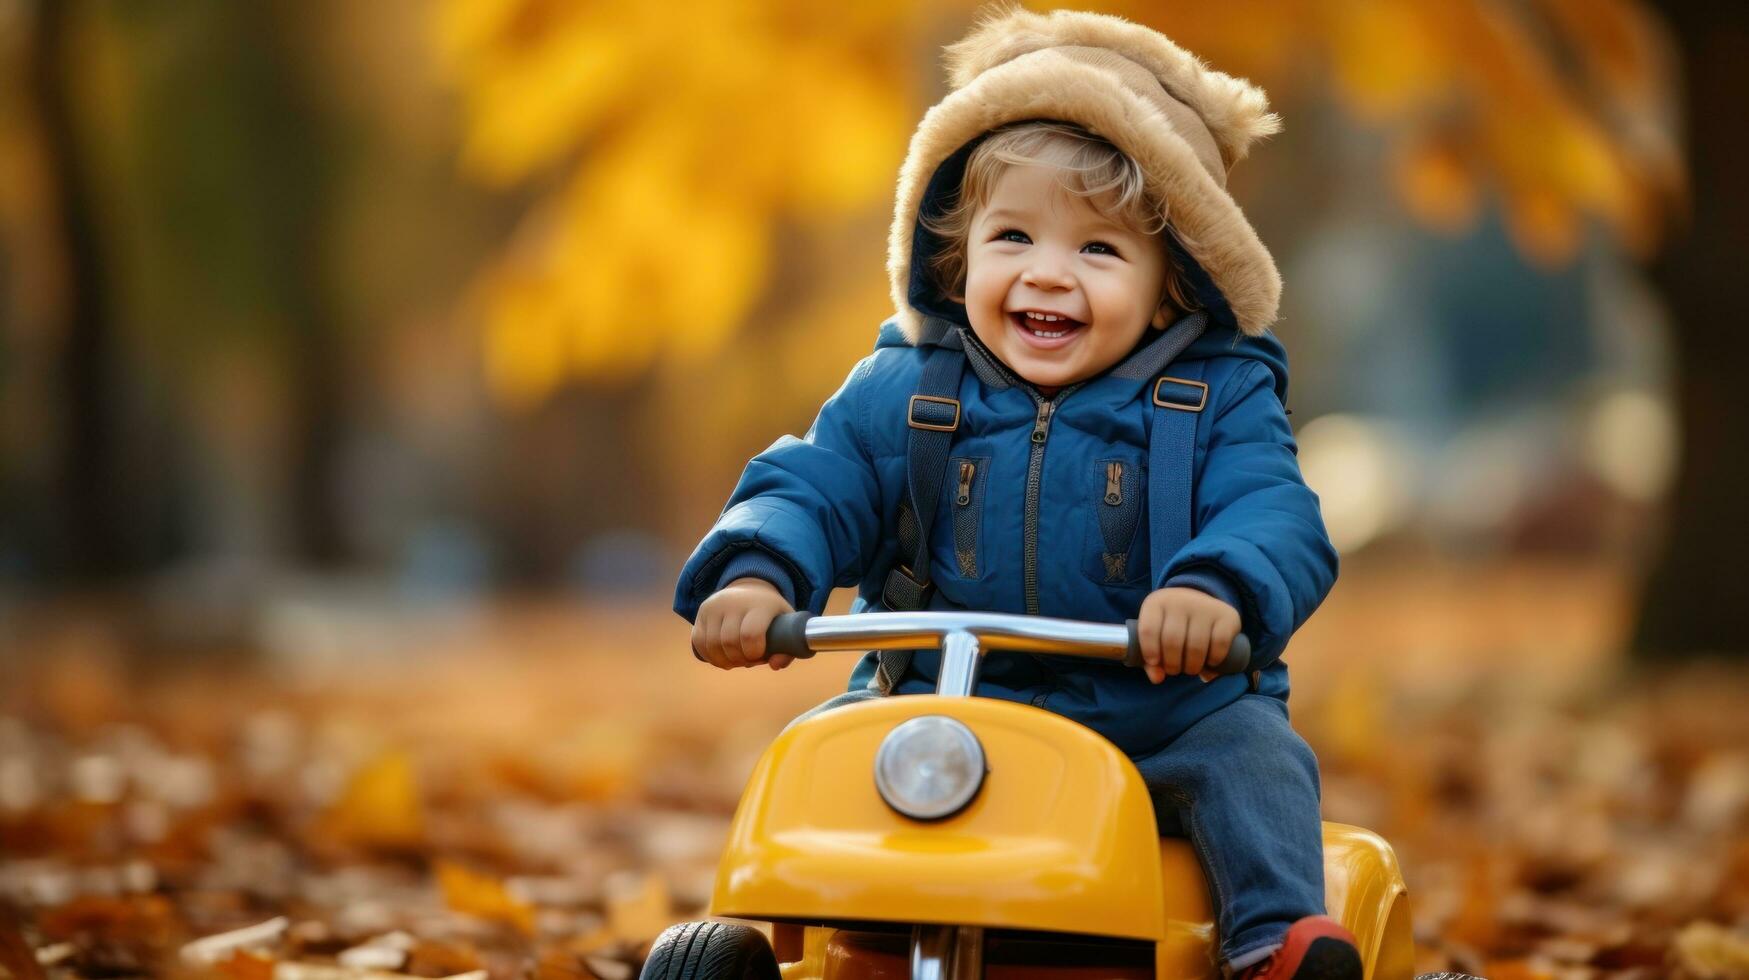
left=675, top=9, right=1349, bottom=979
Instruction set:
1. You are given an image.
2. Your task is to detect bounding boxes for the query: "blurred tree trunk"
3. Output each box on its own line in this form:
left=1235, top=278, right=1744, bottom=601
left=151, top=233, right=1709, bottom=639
left=29, top=0, right=131, bottom=582
left=1633, top=1, right=1749, bottom=658
left=245, top=1, right=348, bottom=567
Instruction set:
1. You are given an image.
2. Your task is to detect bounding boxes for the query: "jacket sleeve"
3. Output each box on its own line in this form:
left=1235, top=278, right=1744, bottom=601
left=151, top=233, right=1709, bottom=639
left=1162, top=361, right=1339, bottom=672
left=673, top=356, right=887, bottom=621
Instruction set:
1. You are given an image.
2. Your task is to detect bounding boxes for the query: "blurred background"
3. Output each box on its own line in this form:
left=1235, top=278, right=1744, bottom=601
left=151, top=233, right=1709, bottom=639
left=0, top=2, right=1746, bottom=978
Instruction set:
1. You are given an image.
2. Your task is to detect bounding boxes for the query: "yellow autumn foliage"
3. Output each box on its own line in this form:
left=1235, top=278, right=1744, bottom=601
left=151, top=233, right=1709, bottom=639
left=1125, top=0, right=1679, bottom=264
left=436, top=0, right=918, bottom=406
left=437, top=0, right=1681, bottom=410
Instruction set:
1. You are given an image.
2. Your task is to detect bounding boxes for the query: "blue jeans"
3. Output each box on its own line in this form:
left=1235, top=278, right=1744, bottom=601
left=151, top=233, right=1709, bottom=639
left=1132, top=693, right=1325, bottom=968
left=792, top=690, right=1325, bottom=969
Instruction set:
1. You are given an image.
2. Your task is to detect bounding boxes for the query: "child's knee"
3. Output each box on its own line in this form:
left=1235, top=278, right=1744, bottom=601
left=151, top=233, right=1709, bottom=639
left=1142, top=696, right=1319, bottom=794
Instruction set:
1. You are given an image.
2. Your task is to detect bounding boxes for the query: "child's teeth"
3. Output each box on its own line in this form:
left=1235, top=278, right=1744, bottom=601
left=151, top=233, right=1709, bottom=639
left=1012, top=311, right=1078, bottom=339
left=1014, top=311, right=1077, bottom=339
left=1017, top=311, right=1077, bottom=338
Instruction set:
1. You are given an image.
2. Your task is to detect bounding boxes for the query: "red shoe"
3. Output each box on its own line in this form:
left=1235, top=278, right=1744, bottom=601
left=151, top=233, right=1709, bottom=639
left=1232, top=915, right=1363, bottom=980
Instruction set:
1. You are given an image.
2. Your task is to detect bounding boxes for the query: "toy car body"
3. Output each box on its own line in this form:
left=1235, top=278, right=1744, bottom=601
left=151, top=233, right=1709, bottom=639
left=648, top=612, right=1417, bottom=980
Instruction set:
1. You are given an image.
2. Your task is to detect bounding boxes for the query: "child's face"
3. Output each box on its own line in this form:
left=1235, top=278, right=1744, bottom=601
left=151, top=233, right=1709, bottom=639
left=961, top=164, right=1169, bottom=392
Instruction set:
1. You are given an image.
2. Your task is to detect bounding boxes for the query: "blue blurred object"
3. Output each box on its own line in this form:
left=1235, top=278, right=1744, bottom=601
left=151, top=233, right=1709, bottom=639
left=569, top=529, right=676, bottom=597
left=398, top=521, right=494, bottom=599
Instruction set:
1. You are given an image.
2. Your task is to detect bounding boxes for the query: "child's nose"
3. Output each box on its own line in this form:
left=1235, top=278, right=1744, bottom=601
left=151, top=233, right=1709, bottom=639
left=1021, top=254, right=1075, bottom=290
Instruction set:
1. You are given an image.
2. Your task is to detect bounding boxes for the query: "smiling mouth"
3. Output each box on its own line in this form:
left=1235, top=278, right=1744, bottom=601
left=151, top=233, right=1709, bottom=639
left=1009, top=311, right=1086, bottom=339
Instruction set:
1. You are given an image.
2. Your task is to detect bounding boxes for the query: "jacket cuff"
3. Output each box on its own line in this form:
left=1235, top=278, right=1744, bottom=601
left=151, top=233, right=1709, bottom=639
left=716, top=549, right=800, bottom=608
left=1164, top=565, right=1244, bottom=621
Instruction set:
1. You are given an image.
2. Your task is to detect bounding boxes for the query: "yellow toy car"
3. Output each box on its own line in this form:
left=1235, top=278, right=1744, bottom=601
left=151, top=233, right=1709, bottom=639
left=645, top=611, right=1431, bottom=980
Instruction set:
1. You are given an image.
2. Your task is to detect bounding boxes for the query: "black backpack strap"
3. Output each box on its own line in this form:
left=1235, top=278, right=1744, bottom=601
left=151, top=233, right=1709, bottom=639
left=874, top=344, right=966, bottom=694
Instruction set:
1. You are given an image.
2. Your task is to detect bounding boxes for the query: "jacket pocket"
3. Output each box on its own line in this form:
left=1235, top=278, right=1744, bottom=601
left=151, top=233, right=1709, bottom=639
left=946, top=455, right=989, bottom=579
left=1083, top=457, right=1149, bottom=586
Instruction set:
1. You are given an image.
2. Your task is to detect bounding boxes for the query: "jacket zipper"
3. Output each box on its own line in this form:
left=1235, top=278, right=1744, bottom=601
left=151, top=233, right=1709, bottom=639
left=1030, top=401, right=1054, bottom=444
left=1105, top=461, right=1124, bottom=506
left=1022, top=387, right=1079, bottom=613
left=954, top=327, right=1080, bottom=615
left=956, top=461, right=975, bottom=506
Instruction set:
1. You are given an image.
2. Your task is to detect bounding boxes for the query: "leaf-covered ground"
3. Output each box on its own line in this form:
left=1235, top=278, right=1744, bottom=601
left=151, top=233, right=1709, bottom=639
left=1, top=563, right=1746, bottom=979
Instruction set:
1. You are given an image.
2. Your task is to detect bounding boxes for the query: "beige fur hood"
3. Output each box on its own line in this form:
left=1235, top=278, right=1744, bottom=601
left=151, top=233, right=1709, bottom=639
left=889, top=7, right=1283, bottom=340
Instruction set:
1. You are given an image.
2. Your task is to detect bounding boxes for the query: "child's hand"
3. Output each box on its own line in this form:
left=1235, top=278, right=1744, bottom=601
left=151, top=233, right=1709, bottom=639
left=1135, top=587, right=1242, bottom=685
left=692, top=577, right=799, bottom=671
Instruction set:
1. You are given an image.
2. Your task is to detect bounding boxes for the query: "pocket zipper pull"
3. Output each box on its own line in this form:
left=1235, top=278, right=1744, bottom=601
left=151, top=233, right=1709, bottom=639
left=1104, top=461, right=1123, bottom=506
left=956, top=461, right=975, bottom=506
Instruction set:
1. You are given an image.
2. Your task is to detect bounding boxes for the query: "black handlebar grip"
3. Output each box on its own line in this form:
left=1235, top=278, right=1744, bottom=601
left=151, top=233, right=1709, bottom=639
left=1220, top=633, right=1253, bottom=674
left=763, top=611, right=817, bottom=660
left=689, top=611, right=818, bottom=663
left=1124, top=620, right=1252, bottom=675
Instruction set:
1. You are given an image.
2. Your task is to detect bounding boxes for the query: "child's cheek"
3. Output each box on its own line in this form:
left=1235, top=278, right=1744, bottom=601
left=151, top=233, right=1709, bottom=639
left=962, top=268, right=1010, bottom=345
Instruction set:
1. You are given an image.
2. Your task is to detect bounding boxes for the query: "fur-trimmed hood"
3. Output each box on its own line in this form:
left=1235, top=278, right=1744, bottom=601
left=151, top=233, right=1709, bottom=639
left=889, top=7, right=1284, bottom=340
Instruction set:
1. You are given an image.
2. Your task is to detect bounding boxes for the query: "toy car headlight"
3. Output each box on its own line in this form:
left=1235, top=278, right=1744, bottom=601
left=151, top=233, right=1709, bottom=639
left=873, top=716, right=986, bottom=820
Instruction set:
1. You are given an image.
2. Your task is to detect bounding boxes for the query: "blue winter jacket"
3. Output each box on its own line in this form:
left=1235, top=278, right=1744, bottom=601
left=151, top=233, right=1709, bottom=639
left=673, top=309, right=1338, bottom=758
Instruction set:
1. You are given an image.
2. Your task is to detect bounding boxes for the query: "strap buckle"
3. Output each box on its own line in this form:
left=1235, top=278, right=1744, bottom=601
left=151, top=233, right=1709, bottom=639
left=907, top=394, right=961, bottom=431
left=1153, top=376, right=1209, bottom=413
left=881, top=562, right=933, bottom=610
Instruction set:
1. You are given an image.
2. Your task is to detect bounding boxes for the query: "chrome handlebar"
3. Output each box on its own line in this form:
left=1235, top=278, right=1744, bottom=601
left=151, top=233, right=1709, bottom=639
left=764, top=611, right=1251, bottom=697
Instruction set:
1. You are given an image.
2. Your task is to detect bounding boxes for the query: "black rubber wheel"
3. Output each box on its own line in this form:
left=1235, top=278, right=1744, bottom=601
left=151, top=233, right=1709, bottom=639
left=639, top=921, right=781, bottom=980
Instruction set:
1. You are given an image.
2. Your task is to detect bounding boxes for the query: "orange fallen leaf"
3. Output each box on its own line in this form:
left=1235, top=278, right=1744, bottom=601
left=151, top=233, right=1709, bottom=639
left=215, top=949, right=276, bottom=980
left=1442, top=853, right=1503, bottom=950
left=1479, top=959, right=1555, bottom=980
left=436, top=862, right=536, bottom=934
left=561, top=922, right=617, bottom=957
left=405, top=937, right=488, bottom=976
left=37, top=895, right=177, bottom=949
left=320, top=751, right=425, bottom=850
left=532, top=949, right=591, bottom=980
left=0, top=900, right=46, bottom=980
left=604, top=873, right=670, bottom=945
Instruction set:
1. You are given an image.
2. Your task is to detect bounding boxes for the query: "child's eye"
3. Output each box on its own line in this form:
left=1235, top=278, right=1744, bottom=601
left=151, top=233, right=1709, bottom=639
left=1082, top=240, right=1122, bottom=257
left=992, top=228, right=1030, bottom=244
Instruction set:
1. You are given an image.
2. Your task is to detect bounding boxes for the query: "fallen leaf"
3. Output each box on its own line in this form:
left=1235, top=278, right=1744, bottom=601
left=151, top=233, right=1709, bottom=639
left=1672, top=920, right=1749, bottom=980
left=405, top=938, right=486, bottom=977
left=272, top=964, right=485, bottom=980
left=337, top=931, right=416, bottom=972
left=603, top=874, right=669, bottom=945
left=583, top=954, right=634, bottom=980
left=337, top=943, right=405, bottom=972
left=37, top=894, right=177, bottom=952
left=31, top=943, right=73, bottom=967
left=320, top=752, right=425, bottom=850
left=216, top=949, right=277, bottom=980
left=0, top=900, right=46, bottom=980
left=1478, top=958, right=1555, bottom=980
left=435, top=862, right=535, bottom=934
left=182, top=917, right=291, bottom=966
left=531, top=949, right=590, bottom=980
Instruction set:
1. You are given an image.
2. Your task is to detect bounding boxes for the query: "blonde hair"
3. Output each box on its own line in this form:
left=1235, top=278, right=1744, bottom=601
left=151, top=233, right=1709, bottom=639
left=920, top=121, right=1203, bottom=318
